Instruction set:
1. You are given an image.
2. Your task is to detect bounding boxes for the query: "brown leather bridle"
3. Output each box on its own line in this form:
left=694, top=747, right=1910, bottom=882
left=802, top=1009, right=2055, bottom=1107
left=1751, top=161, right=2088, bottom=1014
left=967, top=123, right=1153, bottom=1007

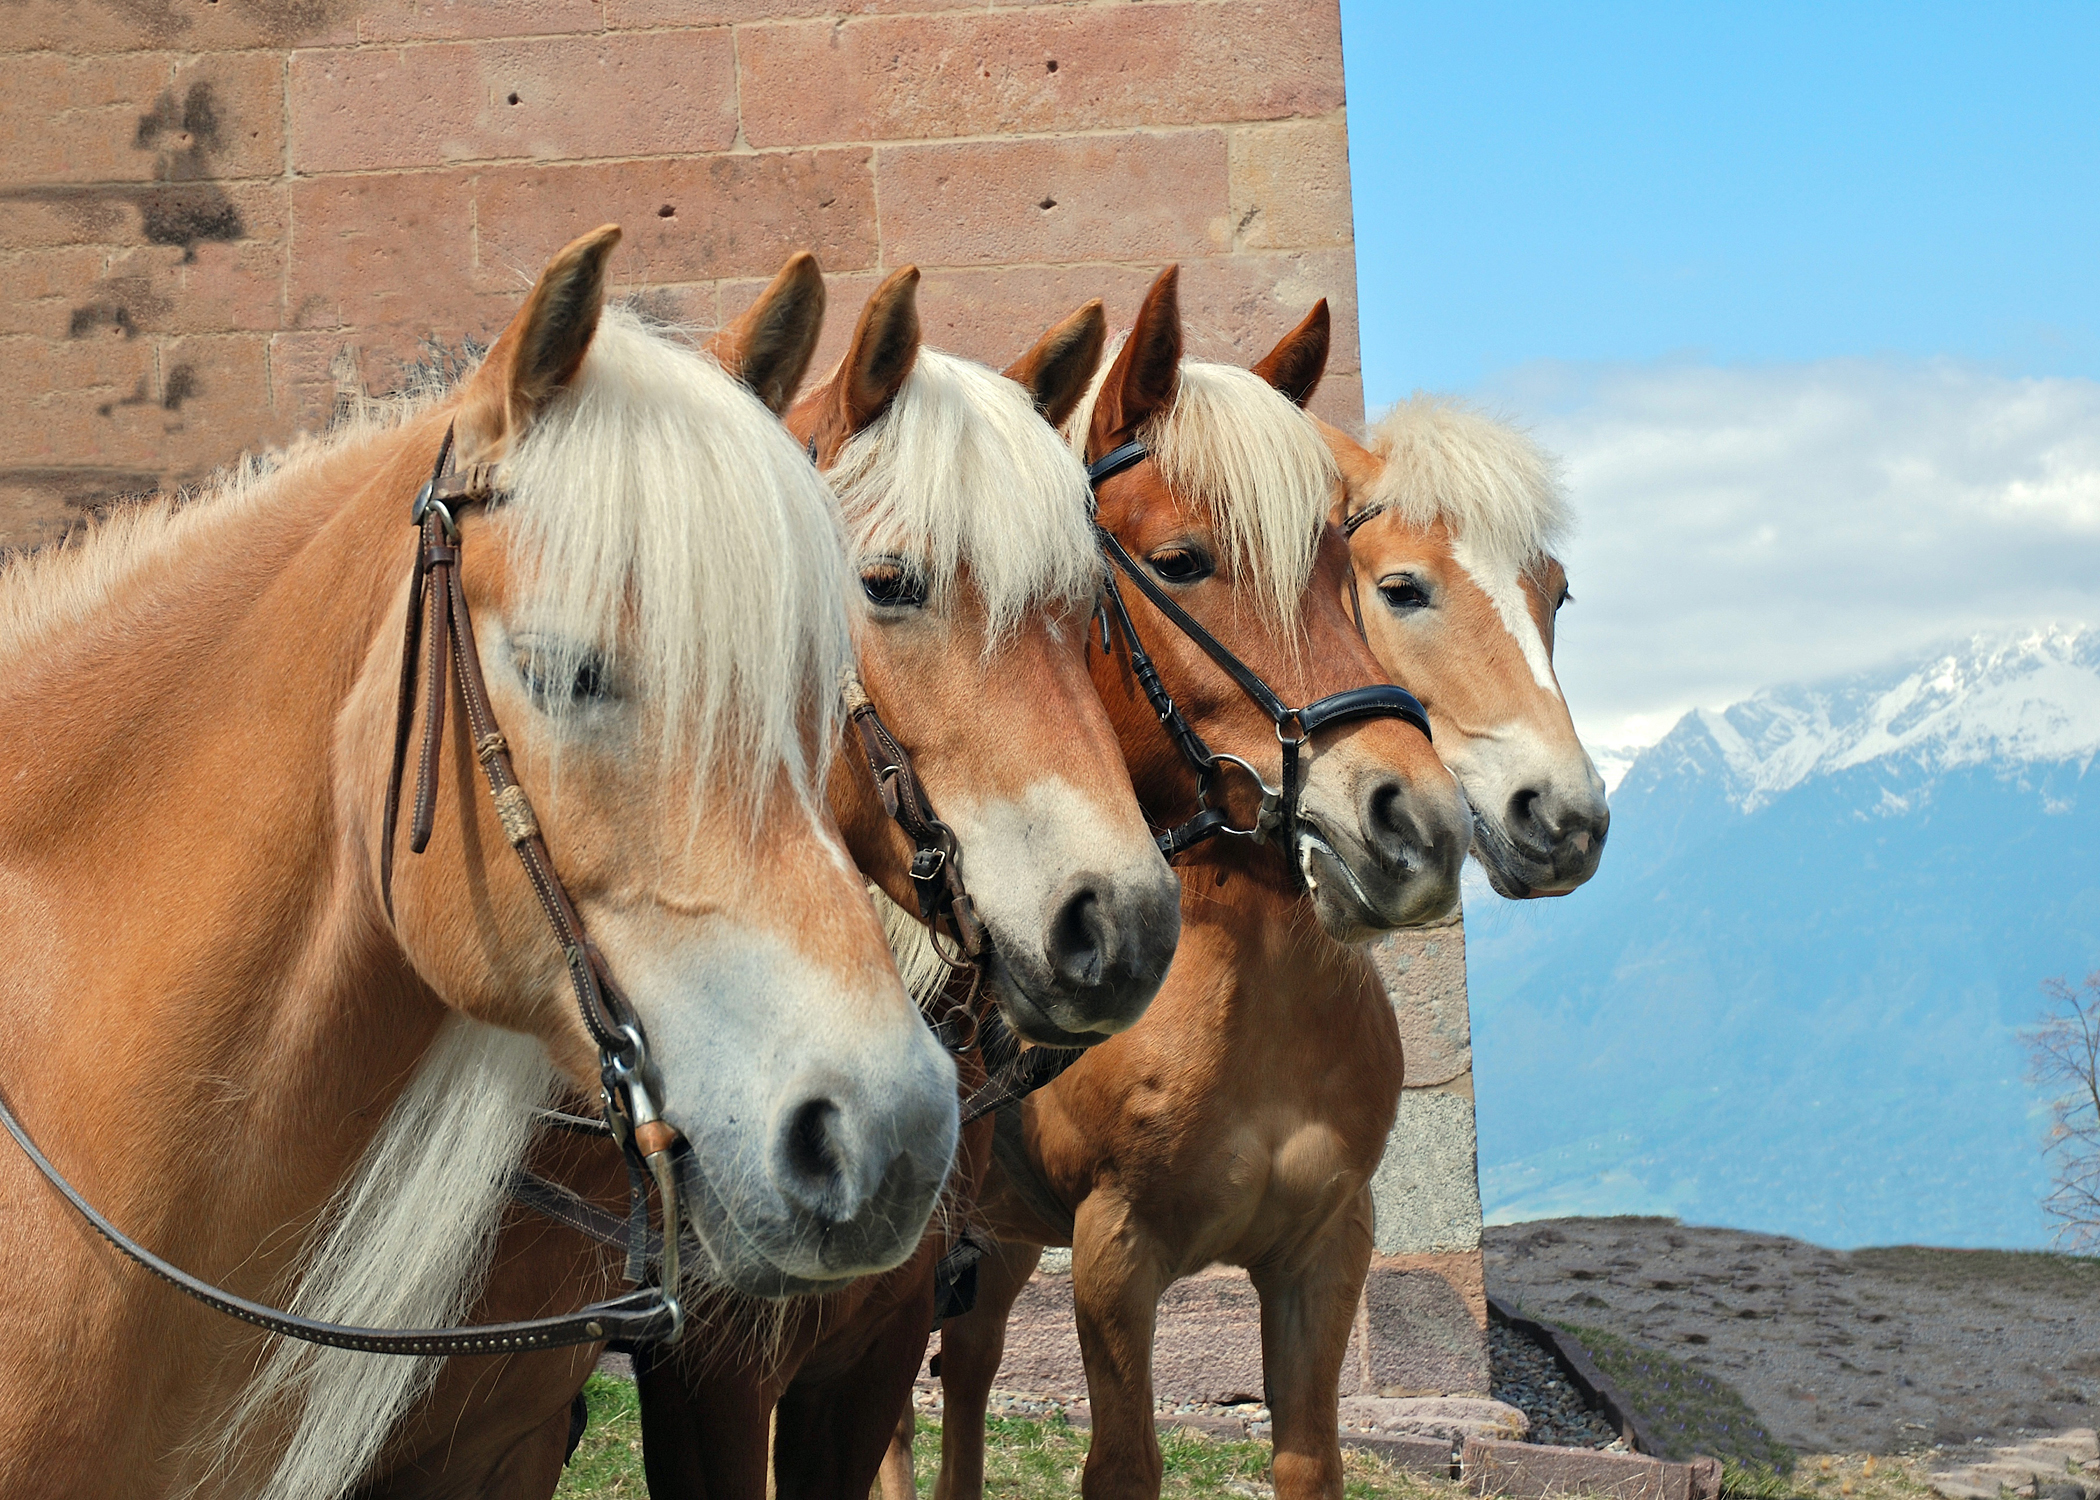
left=0, top=423, right=687, bottom=1357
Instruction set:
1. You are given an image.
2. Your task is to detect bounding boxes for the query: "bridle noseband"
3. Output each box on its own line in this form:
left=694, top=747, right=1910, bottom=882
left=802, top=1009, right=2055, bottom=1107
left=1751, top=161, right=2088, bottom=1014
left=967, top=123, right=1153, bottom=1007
left=0, top=423, right=687, bottom=1358
left=1084, top=439, right=1432, bottom=873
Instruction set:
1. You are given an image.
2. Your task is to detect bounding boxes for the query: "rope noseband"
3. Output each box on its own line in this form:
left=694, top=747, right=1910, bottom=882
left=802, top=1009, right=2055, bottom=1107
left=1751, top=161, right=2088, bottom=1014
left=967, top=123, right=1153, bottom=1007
left=1085, top=440, right=1432, bottom=871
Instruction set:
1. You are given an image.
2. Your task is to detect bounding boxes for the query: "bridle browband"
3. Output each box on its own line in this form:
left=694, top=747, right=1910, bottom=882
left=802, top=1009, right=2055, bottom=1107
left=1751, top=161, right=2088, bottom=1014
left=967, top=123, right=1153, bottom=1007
left=0, top=423, right=686, bottom=1358
left=1084, top=439, right=1432, bottom=871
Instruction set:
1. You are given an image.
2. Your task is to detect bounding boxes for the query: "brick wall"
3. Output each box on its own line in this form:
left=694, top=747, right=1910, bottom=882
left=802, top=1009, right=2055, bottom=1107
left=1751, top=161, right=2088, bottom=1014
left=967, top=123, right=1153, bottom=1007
left=1, top=0, right=1364, bottom=549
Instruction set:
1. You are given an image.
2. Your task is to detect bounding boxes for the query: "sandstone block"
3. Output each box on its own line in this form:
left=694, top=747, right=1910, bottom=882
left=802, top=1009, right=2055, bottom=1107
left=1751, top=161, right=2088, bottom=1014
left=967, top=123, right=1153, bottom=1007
left=0, top=246, right=118, bottom=339
left=472, top=150, right=878, bottom=289
left=877, top=132, right=1230, bottom=270
left=1230, top=115, right=1355, bottom=251
left=1370, top=1089, right=1483, bottom=1256
left=288, top=171, right=480, bottom=332
left=1339, top=1394, right=1525, bottom=1442
left=1339, top=1432, right=1460, bottom=1475
left=0, top=0, right=355, bottom=54
left=1462, top=1437, right=1694, bottom=1500
left=149, top=332, right=280, bottom=472
left=738, top=1, right=1344, bottom=148
left=1372, top=915, right=1472, bottom=1087
left=2, top=53, right=174, bottom=187
left=290, top=31, right=737, bottom=174
left=269, top=331, right=371, bottom=436
left=356, top=0, right=611, bottom=42
left=0, top=334, right=161, bottom=468
left=1360, top=1259, right=1490, bottom=1397
left=610, top=0, right=988, bottom=23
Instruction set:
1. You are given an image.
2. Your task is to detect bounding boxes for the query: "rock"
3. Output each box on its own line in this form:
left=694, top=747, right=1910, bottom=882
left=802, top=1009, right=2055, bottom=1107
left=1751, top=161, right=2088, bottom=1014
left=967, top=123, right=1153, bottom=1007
left=1337, top=1395, right=1528, bottom=1443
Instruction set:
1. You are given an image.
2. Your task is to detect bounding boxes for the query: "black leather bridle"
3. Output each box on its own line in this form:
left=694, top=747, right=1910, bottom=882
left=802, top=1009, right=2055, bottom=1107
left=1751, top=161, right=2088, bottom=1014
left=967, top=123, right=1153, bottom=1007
left=1085, top=438, right=1433, bottom=871
left=0, top=425, right=686, bottom=1358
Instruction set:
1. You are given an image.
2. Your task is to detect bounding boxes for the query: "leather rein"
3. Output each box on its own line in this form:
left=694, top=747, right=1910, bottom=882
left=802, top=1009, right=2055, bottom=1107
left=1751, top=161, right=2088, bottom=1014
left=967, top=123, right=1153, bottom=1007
left=0, top=423, right=686, bottom=1357
left=1084, top=439, right=1433, bottom=871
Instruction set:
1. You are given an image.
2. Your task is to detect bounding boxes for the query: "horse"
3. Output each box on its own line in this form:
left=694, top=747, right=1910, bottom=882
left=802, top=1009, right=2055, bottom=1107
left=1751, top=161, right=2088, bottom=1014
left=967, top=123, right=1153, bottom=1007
left=0, top=226, right=957, bottom=1499
left=1322, top=398, right=1607, bottom=894
left=350, top=260, right=1182, bottom=1497
left=916, top=267, right=1473, bottom=1500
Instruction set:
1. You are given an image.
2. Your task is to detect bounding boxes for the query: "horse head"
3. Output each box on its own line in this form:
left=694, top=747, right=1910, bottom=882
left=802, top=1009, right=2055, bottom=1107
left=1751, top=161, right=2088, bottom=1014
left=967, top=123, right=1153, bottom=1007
left=763, top=264, right=1179, bottom=1046
left=1072, top=267, right=1471, bottom=939
left=1324, top=400, right=1609, bottom=897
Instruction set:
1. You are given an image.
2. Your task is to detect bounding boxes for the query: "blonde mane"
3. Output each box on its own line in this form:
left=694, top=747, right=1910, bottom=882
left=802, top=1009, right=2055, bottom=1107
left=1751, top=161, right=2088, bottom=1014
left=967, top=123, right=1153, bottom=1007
left=1359, top=396, right=1569, bottom=567
left=825, top=348, right=1100, bottom=638
left=1067, top=342, right=1339, bottom=630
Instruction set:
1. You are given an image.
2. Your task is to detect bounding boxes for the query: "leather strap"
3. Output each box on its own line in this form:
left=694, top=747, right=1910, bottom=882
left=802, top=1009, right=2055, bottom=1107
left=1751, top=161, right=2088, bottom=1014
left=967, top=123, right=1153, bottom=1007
left=1084, top=439, right=1431, bottom=871
left=0, top=1079, right=676, bottom=1355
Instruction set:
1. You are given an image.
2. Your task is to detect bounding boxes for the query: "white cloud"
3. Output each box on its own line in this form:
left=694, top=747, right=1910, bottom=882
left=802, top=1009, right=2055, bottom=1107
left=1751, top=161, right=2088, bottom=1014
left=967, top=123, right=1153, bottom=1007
left=1459, top=358, right=2100, bottom=746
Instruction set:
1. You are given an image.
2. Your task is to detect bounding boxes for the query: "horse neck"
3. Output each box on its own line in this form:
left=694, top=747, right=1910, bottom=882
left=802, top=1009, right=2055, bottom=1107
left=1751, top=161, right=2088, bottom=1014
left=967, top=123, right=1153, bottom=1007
left=0, top=418, right=450, bottom=1270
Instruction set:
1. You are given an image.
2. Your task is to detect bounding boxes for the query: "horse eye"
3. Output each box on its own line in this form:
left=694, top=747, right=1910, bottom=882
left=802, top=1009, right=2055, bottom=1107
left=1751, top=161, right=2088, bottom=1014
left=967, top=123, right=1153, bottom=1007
left=1147, top=547, right=1214, bottom=584
left=1378, top=574, right=1430, bottom=611
left=1556, top=586, right=1574, bottom=611
left=861, top=558, right=928, bottom=610
left=518, top=647, right=611, bottom=707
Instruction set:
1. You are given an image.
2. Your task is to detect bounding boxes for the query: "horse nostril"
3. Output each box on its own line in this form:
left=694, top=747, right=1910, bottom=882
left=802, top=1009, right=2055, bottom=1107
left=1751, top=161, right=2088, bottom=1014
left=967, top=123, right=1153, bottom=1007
left=1509, top=786, right=1543, bottom=829
left=1046, top=882, right=1108, bottom=989
left=778, top=1096, right=848, bottom=1214
left=1363, top=777, right=1425, bottom=858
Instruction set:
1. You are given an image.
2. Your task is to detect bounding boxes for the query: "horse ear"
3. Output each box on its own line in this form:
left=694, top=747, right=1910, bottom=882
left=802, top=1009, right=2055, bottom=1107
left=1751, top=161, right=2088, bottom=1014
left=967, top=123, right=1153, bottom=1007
left=1252, top=300, right=1329, bottom=408
left=1087, top=265, right=1182, bottom=457
left=836, top=265, right=922, bottom=435
left=1004, top=300, right=1107, bottom=431
left=707, top=251, right=826, bottom=415
left=460, top=223, right=621, bottom=461
left=1314, top=414, right=1380, bottom=528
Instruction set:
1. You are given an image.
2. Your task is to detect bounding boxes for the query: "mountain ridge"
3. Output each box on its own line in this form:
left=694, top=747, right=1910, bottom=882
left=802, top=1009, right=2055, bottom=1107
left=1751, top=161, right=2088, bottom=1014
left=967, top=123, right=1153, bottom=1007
left=1464, top=623, right=2100, bottom=1249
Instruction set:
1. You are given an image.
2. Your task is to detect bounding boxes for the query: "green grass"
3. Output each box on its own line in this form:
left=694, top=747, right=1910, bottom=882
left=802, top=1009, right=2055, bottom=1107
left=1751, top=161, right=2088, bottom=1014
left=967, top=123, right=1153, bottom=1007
left=553, top=1379, right=1466, bottom=1499
left=555, top=1376, right=646, bottom=1499
left=1846, top=1245, right=2100, bottom=1297
left=1548, top=1321, right=1793, bottom=1472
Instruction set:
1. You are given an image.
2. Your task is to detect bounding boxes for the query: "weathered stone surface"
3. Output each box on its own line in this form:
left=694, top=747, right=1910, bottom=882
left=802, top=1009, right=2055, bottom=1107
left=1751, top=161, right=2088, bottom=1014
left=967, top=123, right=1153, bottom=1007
left=289, top=31, right=738, bottom=173
left=1373, top=914, right=1472, bottom=1087
left=877, top=131, right=1231, bottom=270
left=1341, top=1431, right=1461, bottom=1475
left=1340, top=1395, right=1526, bottom=1442
left=1360, top=1259, right=1491, bottom=1397
left=1229, top=115, right=1355, bottom=252
left=738, top=1, right=1345, bottom=148
left=1371, top=1088, right=1483, bottom=1256
left=1462, top=1437, right=1694, bottom=1500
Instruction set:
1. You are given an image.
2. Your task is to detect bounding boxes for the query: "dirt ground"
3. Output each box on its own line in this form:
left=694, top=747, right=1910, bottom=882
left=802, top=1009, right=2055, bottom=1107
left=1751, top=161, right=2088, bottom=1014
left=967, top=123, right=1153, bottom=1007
left=1483, top=1218, right=2100, bottom=1455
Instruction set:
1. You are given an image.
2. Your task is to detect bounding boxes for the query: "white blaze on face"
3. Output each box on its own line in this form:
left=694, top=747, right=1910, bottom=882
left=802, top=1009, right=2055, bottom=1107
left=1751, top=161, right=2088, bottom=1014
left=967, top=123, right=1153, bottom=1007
left=1449, top=534, right=1561, bottom=700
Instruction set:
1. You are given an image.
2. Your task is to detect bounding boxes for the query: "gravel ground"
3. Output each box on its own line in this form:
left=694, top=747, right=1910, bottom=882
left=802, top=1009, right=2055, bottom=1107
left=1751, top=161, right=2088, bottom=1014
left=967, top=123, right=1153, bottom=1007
left=1487, top=1322, right=1625, bottom=1449
left=1484, top=1218, right=2100, bottom=1454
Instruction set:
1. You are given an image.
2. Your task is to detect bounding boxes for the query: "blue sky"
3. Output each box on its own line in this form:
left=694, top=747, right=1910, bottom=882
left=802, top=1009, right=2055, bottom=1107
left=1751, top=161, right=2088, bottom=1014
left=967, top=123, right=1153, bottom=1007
left=1339, top=2, right=2100, bottom=400
left=1338, top=3, right=2100, bottom=744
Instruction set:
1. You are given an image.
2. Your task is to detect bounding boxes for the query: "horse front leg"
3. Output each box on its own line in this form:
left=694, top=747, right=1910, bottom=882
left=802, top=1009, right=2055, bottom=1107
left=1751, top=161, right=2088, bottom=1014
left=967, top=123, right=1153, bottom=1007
left=878, top=1400, right=918, bottom=1500
left=930, top=1238, right=1041, bottom=1500
left=1248, top=1188, right=1374, bottom=1500
left=1070, top=1198, right=1172, bottom=1500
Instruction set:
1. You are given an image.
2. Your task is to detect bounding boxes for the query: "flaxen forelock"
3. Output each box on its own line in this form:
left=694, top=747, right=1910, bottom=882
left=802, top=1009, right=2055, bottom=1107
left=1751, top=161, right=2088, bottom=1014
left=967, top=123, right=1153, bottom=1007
left=827, top=347, right=1102, bottom=640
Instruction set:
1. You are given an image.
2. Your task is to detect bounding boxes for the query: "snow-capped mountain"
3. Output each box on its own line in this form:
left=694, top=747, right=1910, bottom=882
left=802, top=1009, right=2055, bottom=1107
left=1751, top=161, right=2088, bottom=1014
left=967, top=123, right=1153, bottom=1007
left=1662, top=626, right=2100, bottom=812
left=1463, top=626, right=2100, bottom=1250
